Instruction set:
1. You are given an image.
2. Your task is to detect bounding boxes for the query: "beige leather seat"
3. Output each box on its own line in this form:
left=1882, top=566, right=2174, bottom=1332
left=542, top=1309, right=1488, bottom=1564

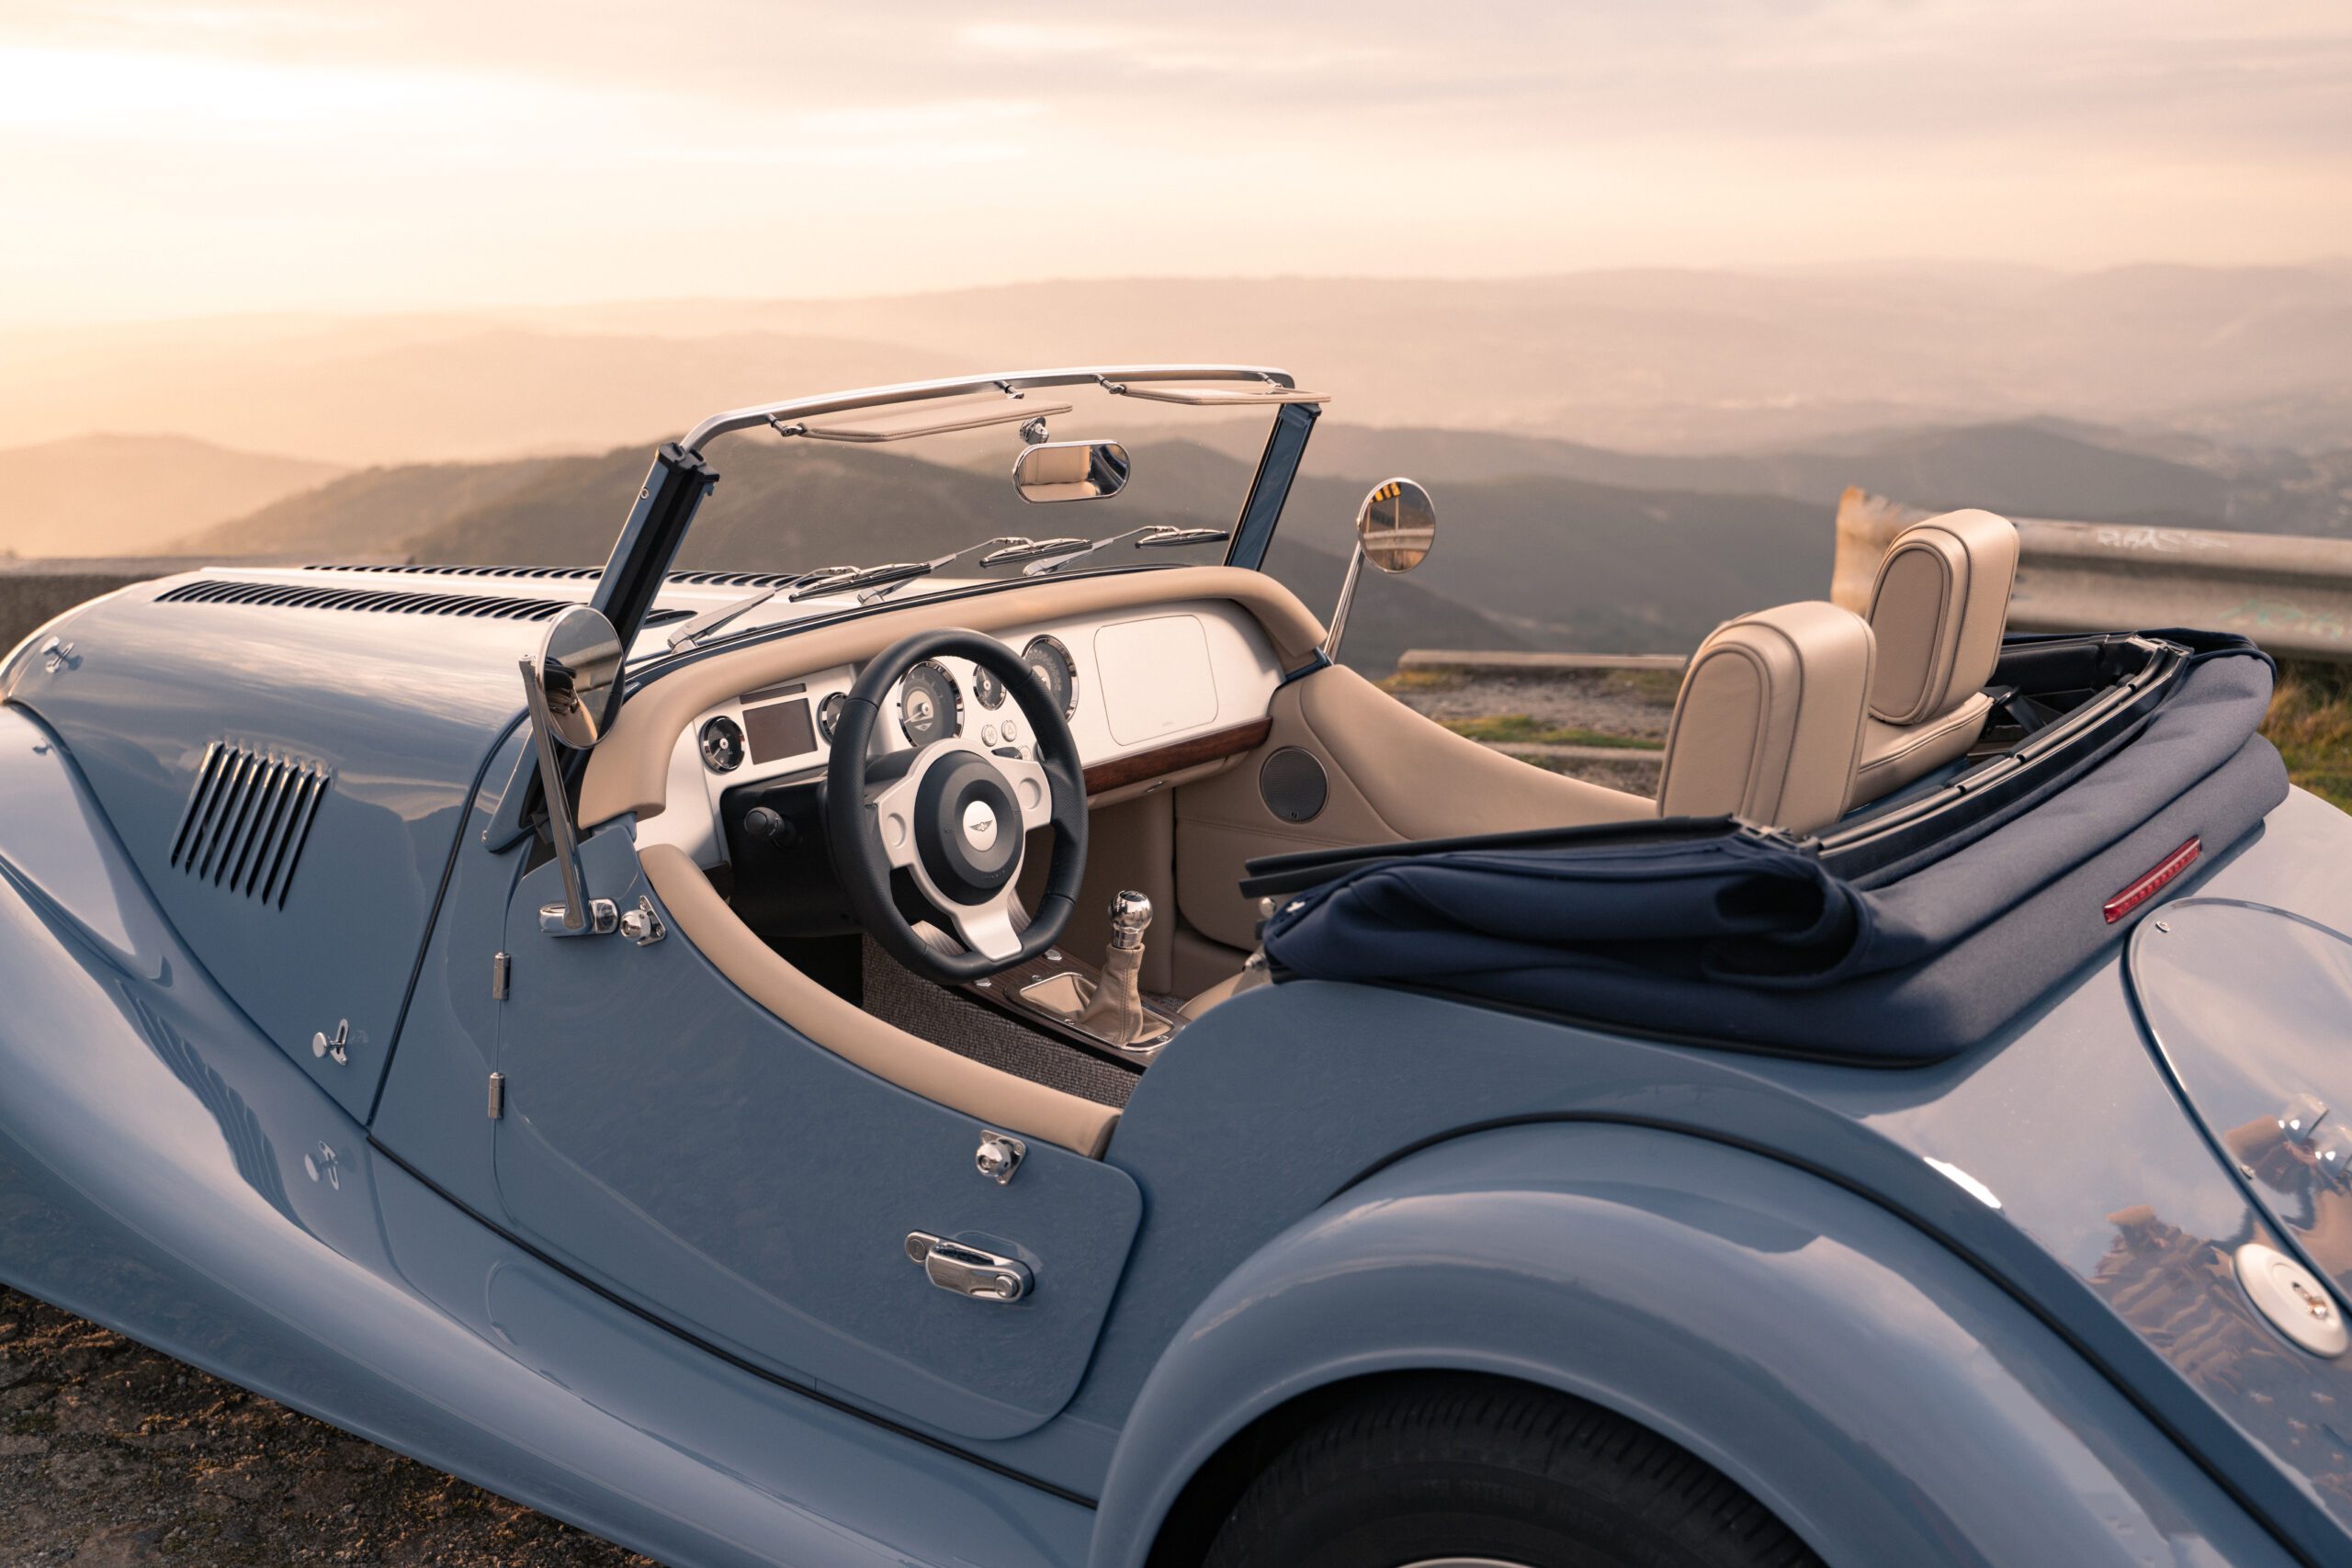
left=1657, top=601, right=1877, bottom=835
left=1185, top=600, right=1877, bottom=1017
left=1849, top=510, right=2018, bottom=807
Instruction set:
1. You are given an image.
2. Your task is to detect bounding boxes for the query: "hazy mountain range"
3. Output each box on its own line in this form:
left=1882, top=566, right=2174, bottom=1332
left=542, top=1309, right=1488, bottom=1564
left=0, top=434, right=345, bottom=558
left=6, top=264, right=2350, bottom=467
left=5, top=263, right=2346, bottom=661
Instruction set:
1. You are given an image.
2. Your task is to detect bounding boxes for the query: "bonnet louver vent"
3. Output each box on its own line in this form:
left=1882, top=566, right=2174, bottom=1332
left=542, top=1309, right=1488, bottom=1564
left=299, top=563, right=807, bottom=590
left=155, top=580, right=688, bottom=625
left=301, top=563, right=604, bottom=581
left=169, top=743, right=331, bottom=908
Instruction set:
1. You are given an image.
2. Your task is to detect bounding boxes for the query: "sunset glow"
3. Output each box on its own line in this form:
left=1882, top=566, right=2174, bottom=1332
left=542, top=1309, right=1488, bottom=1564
left=1, top=1, right=2347, bottom=331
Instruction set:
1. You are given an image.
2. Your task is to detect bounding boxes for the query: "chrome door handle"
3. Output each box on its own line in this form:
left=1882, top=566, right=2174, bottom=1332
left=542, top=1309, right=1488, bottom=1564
left=905, top=1232, right=1031, bottom=1303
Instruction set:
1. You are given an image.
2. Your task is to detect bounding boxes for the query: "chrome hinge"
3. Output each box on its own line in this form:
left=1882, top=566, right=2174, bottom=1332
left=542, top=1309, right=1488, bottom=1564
left=487, top=1072, right=505, bottom=1120
left=491, top=951, right=511, bottom=999
left=310, top=1019, right=350, bottom=1066
left=540, top=897, right=619, bottom=936
left=905, top=1233, right=1031, bottom=1303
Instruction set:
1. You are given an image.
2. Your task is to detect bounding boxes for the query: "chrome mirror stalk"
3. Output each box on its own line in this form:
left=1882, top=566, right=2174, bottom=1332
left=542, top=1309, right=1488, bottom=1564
left=519, top=655, right=599, bottom=935
left=518, top=604, right=628, bottom=938
left=1318, top=543, right=1369, bottom=666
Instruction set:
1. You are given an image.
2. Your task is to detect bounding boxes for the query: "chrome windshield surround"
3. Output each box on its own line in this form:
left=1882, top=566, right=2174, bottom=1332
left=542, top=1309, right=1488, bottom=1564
left=590, top=366, right=1319, bottom=663
left=679, top=365, right=1305, bottom=457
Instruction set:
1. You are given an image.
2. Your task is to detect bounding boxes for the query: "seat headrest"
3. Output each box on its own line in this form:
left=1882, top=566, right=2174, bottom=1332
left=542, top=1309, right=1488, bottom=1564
left=1658, top=600, right=1876, bottom=835
left=1865, top=509, right=2019, bottom=726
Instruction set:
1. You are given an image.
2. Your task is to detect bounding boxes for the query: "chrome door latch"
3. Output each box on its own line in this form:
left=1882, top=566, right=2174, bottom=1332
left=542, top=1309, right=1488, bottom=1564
left=905, top=1233, right=1031, bottom=1303
left=975, top=1131, right=1026, bottom=1184
left=620, top=896, right=665, bottom=946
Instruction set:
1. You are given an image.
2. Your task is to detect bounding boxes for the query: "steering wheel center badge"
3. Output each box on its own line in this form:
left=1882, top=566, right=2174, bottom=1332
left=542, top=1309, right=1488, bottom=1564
left=962, top=797, right=1000, bottom=852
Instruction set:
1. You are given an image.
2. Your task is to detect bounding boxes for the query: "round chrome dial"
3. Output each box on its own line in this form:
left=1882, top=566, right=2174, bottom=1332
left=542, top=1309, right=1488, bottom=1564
left=971, top=663, right=1006, bottom=710
left=698, top=715, right=746, bottom=773
left=1020, top=635, right=1078, bottom=718
left=899, top=660, right=964, bottom=748
left=817, top=691, right=847, bottom=742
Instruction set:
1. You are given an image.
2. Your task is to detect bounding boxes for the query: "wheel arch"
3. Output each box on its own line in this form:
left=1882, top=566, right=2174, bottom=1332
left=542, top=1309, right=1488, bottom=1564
left=1091, top=1121, right=2294, bottom=1568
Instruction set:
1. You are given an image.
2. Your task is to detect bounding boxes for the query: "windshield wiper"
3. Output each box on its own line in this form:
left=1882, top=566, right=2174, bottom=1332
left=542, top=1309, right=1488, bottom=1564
left=665, top=566, right=857, bottom=651
left=1021, top=525, right=1231, bottom=577
left=850, top=535, right=1091, bottom=604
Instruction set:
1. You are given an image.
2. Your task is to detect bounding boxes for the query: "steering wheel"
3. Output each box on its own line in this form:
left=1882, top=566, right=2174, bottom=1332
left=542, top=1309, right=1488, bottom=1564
left=825, top=628, right=1089, bottom=984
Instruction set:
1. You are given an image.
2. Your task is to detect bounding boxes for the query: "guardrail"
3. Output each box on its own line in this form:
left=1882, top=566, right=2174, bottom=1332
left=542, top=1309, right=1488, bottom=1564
left=1834, top=488, right=2352, bottom=663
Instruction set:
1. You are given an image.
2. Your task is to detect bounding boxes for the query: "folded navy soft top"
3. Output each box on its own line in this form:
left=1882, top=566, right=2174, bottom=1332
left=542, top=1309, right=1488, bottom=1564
left=1259, top=648, right=2285, bottom=1062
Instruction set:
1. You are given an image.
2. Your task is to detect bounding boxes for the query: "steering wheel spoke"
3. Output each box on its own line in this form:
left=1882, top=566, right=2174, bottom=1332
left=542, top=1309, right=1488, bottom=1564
left=865, top=754, right=930, bottom=870
left=946, top=889, right=1027, bottom=963
left=996, top=754, right=1057, bottom=834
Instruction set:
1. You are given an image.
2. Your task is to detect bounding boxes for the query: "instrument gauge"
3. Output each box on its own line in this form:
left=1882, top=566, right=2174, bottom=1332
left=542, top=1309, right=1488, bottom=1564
left=698, top=715, right=747, bottom=773
left=1021, top=636, right=1079, bottom=718
left=971, top=663, right=1006, bottom=711
left=817, top=692, right=847, bottom=743
left=898, top=660, right=964, bottom=748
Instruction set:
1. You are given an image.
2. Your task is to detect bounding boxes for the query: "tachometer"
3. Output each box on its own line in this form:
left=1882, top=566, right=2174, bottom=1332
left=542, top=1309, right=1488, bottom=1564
left=898, top=660, right=963, bottom=747
left=1021, top=636, right=1079, bottom=718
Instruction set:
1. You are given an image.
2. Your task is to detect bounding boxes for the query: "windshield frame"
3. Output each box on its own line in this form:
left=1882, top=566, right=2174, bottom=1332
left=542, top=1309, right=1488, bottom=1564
left=587, top=366, right=1322, bottom=655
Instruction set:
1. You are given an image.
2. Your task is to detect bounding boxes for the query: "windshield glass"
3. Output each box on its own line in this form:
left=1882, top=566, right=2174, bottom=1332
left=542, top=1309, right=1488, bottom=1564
left=667, top=382, right=1281, bottom=607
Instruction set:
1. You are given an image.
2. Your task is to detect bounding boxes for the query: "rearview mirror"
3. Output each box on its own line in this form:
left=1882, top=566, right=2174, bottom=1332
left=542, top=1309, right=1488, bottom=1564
left=1355, top=477, right=1436, bottom=573
left=1013, top=440, right=1131, bottom=503
left=531, top=604, right=627, bottom=750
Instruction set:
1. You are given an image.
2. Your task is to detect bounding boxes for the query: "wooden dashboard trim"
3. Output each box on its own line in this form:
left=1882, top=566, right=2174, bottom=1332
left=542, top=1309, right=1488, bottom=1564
left=1083, top=716, right=1272, bottom=796
left=582, top=567, right=1324, bottom=829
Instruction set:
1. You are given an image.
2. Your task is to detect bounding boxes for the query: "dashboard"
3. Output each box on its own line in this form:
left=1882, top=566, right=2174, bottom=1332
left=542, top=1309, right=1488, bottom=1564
left=637, top=599, right=1285, bottom=870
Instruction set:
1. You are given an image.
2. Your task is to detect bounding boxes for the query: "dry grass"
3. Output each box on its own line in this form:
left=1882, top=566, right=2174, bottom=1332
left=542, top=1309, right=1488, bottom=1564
left=1438, top=714, right=1663, bottom=750
left=2267, top=659, right=2352, bottom=813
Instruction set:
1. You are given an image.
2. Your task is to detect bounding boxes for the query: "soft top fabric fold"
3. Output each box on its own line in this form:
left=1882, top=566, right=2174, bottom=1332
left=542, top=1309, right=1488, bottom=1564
left=1261, top=649, right=2287, bottom=1061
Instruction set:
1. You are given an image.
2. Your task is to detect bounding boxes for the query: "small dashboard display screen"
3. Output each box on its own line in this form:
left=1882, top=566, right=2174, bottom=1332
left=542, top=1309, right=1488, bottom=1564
left=743, top=698, right=817, bottom=765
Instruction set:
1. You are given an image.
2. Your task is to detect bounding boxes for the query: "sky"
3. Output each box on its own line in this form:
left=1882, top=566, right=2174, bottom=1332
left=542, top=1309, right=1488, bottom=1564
left=3, top=0, right=2349, bottom=330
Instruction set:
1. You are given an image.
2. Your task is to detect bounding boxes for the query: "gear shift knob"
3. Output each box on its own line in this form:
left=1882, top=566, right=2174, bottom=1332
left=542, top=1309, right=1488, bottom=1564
left=1107, top=890, right=1153, bottom=951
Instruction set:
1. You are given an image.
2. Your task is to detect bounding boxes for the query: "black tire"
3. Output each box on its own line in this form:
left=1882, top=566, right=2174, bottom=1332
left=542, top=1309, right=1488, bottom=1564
left=1201, top=1378, right=1820, bottom=1568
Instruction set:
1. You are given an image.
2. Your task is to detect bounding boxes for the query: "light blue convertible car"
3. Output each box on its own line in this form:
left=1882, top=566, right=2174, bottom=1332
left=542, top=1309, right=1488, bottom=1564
left=3, top=367, right=2350, bottom=1568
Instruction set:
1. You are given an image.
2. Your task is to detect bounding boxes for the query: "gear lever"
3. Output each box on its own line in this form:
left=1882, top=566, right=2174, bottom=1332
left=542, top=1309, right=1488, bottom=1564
left=1074, top=891, right=1152, bottom=1047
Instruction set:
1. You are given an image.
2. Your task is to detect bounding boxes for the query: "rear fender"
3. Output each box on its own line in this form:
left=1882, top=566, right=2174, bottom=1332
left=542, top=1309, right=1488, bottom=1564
left=1092, top=1122, right=2293, bottom=1568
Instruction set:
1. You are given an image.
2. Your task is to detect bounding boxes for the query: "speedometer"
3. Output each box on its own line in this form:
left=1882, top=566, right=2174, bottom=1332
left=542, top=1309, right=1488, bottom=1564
left=898, top=660, right=963, bottom=747
left=1020, top=636, right=1079, bottom=718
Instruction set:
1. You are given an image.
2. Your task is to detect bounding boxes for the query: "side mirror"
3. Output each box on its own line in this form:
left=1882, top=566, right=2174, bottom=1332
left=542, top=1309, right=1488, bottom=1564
left=531, top=605, right=627, bottom=749
left=1013, top=440, right=1131, bottom=503
left=1322, top=477, right=1437, bottom=665
left=1356, top=478, right=1436, bottom=573
left=519, top=606, right=628, bottom=937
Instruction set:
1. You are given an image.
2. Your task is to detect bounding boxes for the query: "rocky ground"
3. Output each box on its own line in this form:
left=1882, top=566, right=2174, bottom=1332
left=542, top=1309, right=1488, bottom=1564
left=0, top=1289, right=650, bottom=1566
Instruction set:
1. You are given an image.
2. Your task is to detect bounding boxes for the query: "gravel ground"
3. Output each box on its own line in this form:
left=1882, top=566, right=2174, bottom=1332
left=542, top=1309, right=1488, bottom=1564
left=0, top=664, right=1672, bottom=1565
left=0, top=1289, right=650, bottom=1567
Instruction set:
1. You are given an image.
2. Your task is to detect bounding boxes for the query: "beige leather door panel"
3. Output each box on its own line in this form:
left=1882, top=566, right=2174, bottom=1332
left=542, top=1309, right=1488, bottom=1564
left=1174, top=666, right=1652, bottom=951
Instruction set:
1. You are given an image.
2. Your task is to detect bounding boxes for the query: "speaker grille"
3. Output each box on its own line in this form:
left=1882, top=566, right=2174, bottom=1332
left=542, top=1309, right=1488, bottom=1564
left=1259, top=746, right=1329, bottom=823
